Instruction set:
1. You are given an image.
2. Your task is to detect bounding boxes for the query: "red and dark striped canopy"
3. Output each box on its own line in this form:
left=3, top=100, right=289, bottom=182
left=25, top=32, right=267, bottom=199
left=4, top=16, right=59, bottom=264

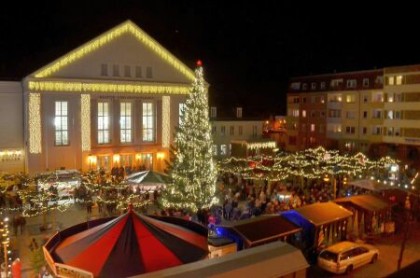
left=52, top=210, right=209, bottom=277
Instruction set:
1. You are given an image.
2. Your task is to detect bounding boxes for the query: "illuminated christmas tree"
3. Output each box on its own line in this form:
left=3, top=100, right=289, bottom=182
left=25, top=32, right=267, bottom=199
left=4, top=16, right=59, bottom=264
left=160, top=61, right=217, bottom=213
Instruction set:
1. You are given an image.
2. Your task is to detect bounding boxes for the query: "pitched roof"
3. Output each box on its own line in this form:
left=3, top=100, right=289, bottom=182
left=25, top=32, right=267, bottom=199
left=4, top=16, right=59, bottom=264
left=219, top=215, right=301, bottom=247
left=335, top=194, right=391, bottom=212
left=30, top=20, right=195, bottom=81
left=293, top=202, right=353, bottom=227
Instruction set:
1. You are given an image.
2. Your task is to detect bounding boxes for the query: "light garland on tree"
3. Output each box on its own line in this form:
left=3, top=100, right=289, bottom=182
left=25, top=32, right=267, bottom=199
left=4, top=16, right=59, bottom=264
left=159, top=61, right=218, bottom=213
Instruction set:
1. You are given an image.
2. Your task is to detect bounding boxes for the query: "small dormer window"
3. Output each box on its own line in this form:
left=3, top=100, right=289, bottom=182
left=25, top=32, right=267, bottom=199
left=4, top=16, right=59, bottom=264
left=210, top=107, right=217, bottom=118
left=311, top=82, right=317, bottom=90
left=236, top=107, right=243, bottom=118
left=363, top=78, right=369, bottom=87
left=320, top=82, right=326, bottom=90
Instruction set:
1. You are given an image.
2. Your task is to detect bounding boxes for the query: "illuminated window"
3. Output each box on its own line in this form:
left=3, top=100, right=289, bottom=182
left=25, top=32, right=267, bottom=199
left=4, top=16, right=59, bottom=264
left=55, top=101, right=69, bottom=145
left=388, top=76, right=395, bottom=85
left=346, top=94, right=356, bottom=103
left=310, top=124, right=315, bottom=132
left=120, top=102, right=132, bottom=143
left=179, top=103, right=186, bottom=125
left=396, top=75, right=403, bottom=85
left=220, top=144, right=227, bottom=155
left=302, top=110, right=307, bottom=117
left=98, top=102, right=110, bottom=144
left=212, top=145, right=217, bottom=155
left=142, top=102, right=155, bottom=142
left=120, top=154, right=133, bottom=167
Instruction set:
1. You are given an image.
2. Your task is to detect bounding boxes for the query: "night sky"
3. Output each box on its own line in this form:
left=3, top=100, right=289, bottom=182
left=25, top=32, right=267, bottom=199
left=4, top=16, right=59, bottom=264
left=1, top=1, right=420, bottom=116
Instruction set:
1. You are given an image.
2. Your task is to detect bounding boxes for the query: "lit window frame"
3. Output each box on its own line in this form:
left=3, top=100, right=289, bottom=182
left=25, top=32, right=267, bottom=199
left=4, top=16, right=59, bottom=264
left=142, top=102, right=155, bottom=142
left=55, top=101, right=69, bottom=146
left=120, top=101, right=132, bottom=143
left=98, top=101, right=111, bottom=144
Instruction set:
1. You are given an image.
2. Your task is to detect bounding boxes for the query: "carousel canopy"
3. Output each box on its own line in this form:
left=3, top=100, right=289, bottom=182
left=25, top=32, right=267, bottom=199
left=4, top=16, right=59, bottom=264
left=51, top=209, right=208, bottom=277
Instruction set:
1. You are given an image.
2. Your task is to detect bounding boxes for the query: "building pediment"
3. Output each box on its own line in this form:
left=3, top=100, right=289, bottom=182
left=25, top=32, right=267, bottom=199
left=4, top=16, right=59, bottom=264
left=27, top=20, right=194, bottom=85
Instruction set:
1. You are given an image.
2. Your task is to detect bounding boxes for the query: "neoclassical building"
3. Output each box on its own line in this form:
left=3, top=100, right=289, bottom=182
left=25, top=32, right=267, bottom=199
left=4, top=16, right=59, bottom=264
left=1, top=20, right=200, bottom=174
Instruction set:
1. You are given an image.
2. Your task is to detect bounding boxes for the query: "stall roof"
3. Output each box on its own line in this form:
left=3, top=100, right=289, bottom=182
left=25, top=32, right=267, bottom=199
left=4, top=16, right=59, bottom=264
left=218, top=215, right=301, bottom=247
left=335, top=194, right=391, bottom=212
left=293, top=202, right=353, bottom=227
left=135, top=241, right=309, bottom=278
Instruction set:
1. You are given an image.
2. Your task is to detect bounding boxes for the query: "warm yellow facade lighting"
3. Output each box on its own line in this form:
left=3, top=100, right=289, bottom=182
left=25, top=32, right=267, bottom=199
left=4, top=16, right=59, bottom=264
left=29, top=93, right=42, bottom=154
left=162, top=96, right=170, bottom=148
left=81, top=94, right=91, bottom=151
left=33, top=21, right=195, bottom=81
left=157, top=152, right=165, bottom=160
left=28, top=81, right=191, bottom=95
left=113, top=154, right=120, bottom=164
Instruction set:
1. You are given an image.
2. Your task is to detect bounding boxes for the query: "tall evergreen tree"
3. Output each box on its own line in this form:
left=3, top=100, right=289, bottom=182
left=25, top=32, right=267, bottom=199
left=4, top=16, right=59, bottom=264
left=159, top=61, right=217, bottom=213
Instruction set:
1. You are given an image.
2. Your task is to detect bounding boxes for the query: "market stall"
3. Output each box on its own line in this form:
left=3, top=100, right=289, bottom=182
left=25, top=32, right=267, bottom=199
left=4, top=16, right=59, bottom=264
left=281, top=202, right=353, bottom=254
left=335, top=194, right=394, bottom=237
left=215, top=214, right=302, bottom=250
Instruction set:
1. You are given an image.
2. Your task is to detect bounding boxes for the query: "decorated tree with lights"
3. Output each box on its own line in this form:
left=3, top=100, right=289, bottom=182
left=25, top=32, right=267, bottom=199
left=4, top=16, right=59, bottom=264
left=159, top=61, right=217, bottom=213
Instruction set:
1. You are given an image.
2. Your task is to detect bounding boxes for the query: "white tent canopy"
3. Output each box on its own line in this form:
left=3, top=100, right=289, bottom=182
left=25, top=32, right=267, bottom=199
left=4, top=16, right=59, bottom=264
left=124, top=170, right=168, bottom=192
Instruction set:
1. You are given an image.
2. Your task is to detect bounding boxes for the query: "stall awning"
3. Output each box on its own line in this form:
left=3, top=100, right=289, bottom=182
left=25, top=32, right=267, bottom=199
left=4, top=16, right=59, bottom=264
left=335, top=194, right=391, bottom=212
left=293, top=202, right=353, bottom=227
left=136, top=241, right=309, bottom=278
left=217, top=215, right=301, bottom=247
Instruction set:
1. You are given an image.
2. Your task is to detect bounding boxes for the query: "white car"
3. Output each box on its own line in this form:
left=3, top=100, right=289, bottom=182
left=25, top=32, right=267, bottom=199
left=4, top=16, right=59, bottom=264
left=318, top=241, right=379, bottom=274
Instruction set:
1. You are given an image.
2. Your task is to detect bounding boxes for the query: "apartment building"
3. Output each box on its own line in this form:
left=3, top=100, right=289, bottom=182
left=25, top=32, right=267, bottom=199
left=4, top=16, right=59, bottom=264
left=210, top=107, right=270, bottom=158
left=286, top=66, right=420, bottom=161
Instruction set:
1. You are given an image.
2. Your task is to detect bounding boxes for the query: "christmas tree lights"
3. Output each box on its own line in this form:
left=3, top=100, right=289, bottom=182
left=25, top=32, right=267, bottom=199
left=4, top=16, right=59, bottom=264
left=159, top=61, right=217, bottom=212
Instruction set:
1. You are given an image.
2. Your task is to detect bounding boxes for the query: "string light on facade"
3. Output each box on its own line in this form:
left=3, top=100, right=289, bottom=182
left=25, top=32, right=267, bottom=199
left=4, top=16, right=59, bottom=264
left=29, top=93, right=42, bottom=154
left=33, top=21, right=195, bottom=81
left=81, top=94, right=91, bottom=151
left=162, top=96, right=170, bottom=148
left=28, top=81, right=191, bottom=95
left=246, top=141, right=277, bottom=150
